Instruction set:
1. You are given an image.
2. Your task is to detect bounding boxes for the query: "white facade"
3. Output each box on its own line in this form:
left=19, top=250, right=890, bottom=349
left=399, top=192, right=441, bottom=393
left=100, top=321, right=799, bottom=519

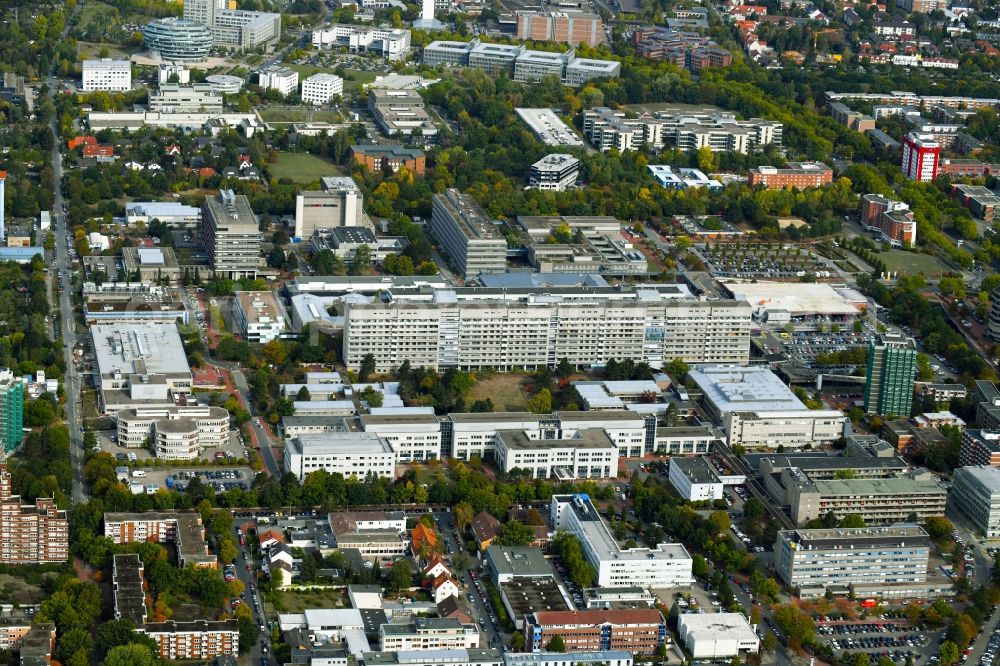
left=284, top=432, right=397, bottom=481
left=148, top=84, right=223, bottom=113
left=726, top=410, right=847, bottom=449
left=529, top=154, right=580, bottom=191
left=301, top=73, right=344, bottom=105
left=360, top=414, right=441, bottom=463
left=116, top=405, right=229, bottom=450
left=312, top=24, right=412, bottom=60
left=495, top=430, right=618, bottom=480
left=233, top=291, right=287, bottom=343
left=667, top=457, right=724, bottom=501
left=952, top=466, right=1000, bottom=539
left=295, top=176, right=363, bottom=238
left=380, top=619, right=480, bottom=652
left=82, top=59, right=132, bottom=92
left=258, top=67, right=299, bottom=96
left=677, top=614, right=760, bottom=659
left=550, top=494, right=693, bottom=588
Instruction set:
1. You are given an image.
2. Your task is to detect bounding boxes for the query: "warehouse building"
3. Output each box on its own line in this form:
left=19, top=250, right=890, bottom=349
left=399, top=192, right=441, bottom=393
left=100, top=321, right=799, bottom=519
left=677, top=614, right=759, bottom=659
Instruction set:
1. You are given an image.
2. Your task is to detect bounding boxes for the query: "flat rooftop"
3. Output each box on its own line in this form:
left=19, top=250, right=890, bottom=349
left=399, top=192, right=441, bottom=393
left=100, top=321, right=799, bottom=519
left=112, top=553, right=147, bottom=626
left=486, top=546, right=553, bottom=578
left=810, top=476, right=946, bottom=497
left=291, top=432, right=395, bottom=456
left=434, top=189, right=498, bottom=240
left=501, top=578, right=571, bottom=617
left=689, top=365, right=806, bottom=414
left=91, top=323, right=190, bottom=377
left=678, top=613, right=758, bottom=642
left=780, top=523, right=930, bottom=549
left=498, top=429, right=615, bottom=450
left=515, top=108, right=585, bottom=147
left=236, top=291, right=285, bottom=325
left=671, top=456, right=719, bottom=484
left=203, top=190, right=258, bottom=230
left=721, top=281, right=865, bottom=317
left=956, top=465, right=1000, bottom=492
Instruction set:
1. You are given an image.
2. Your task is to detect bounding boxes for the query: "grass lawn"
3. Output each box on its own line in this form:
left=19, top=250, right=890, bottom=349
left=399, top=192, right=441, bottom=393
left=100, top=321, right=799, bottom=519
left=467, top=373, right=530, bottom=411
left=342, top=69, right=377, bottom=92
left=878, top=250, right=948, bottom=277
left=77, top=40, right=133, bottom=60
left=265, top=587, right=348, bottom=614
left=259, top=107, right=346, bottom=123
left=269, top=152, right=344, bottom=183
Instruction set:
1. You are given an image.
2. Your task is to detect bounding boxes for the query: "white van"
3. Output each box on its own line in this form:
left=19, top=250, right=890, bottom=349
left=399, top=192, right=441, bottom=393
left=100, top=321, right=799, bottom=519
left=131, top=469, right=147, bottom=478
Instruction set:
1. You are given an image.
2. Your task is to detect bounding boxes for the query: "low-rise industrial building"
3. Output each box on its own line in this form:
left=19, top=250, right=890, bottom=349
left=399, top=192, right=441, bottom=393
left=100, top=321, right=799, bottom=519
left=667, top=456, right=724, bottom=501
left=677, top=614, right=760, bottom=659
left=91, top=323, right=193, bottom=413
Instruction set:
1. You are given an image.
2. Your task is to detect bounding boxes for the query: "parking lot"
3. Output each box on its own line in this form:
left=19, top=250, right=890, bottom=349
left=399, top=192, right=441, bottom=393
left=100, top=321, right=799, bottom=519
left=118, top=466, right=254, bottom=494
left=92, top=428, right=251, bottom=464
left=815, top=620, right=942, bottom=664
left=695, top=241, right=835, bottom=278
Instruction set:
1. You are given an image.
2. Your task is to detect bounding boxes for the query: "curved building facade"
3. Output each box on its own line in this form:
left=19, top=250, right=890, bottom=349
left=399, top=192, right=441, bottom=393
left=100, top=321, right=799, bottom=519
left=204, top=74, right=244, bottom=94
left=142, top=18, right=213, bottom=62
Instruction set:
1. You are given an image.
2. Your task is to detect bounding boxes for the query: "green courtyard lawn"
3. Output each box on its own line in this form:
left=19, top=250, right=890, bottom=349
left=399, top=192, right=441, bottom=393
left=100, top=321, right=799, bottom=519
left=267, top=152, right=344, bottom=184
left=878, top=249, right=949, bottom=278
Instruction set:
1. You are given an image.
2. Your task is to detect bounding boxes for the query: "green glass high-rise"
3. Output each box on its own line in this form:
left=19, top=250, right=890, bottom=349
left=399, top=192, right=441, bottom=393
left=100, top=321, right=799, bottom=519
left=863, top=333, right=917, bottom=417
left=0, top=369, right=23, bottom=454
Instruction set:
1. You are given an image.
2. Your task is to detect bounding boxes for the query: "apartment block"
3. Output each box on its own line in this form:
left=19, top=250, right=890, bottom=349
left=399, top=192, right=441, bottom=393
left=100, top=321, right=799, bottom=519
left=529, top=154, right=580, bottom=191
left=902, top=132, right=940, bottom=181
left=524, top=609, right=666, bottom=654
left=860, top=194, right=917, bottom=247
left=379, top=618, right=480, bottom=651
left=896, top=0, right=942, bottom=11
left=864, top=334, right=917, bottom=418
left=148, top=84, right=223, bottom=113
left=351, top=145, right=425, bottom=175
left=233, top=290, right=287, bottom=343
left=116, top=405, right=229, bottom=458
left=748, top=162, right=833, bottom=189
left=104, top=511, right=216, bottom=567
left=301, top=73, right=344, bottom=105
left=343, top=286, right=751, bottom=372
left=113, top=553, right=238, bottom=661
left=312, top=24, right=411, bottom=60
left=284, top=432, right=397, bottom=481
left=550, top=494, right=692, bottom=588
left=0, top=368, right=22, bottom=454
left=0, top=464, right=67, bottom=564
left=775, top=525, right=933, bottom=598
left=430, top=189, right=506, bottom=277
left=201, top=190, right=261, bottom=278
left=82, top=59, right=131, bottom=92
left=516, top=10, right=604, bottom=46
left=959, top=430, right=1000, bottom=467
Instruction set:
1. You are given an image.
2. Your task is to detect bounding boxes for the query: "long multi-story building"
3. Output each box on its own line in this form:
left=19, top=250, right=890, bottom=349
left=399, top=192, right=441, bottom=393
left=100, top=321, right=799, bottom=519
left=785, top=470, right=947, bottom=526
left=582, top=107, right=781, bottom=154
left=91, top=323, right=193, bottom=413
left=860, top=194, right=917, bottom=247
left=105, top=511, right=217, bottom=567
left=183, top=0, right=280, bottom=49
left=284, top=432, right=397, bottom=481
left=960, top=430, right=1000, bottom=467
left=524, top=609, right=666, bottom=654
left=952, top=184, right=1000, bottom=222
left=864, top=334, right=917, bottom=418
left=0, top=369, right=22, bottom=454
left=496, top=430, right=617, bottom=479
left=359, top=413, right=441, bottom=463
left=148, top=83, right=223, bottom=113
left=380, top=618, right=480, bottom=651
left=343, top=286, right=751, bottom=372
left=516, top=10, right=604, bottom=46
left=113, top=554, right=238, bottom=661
left=201, top=190, right=260, bottom=278
left=775, top=525, right=934, bottom=599
left=312, top=24, right=411, bottom=60
left=0, top=464, right=67, bottom=564
left=902, top=132, right=940, bottom=182
left=430, top=189, right=506, bottom=277
left=550, top=494, right=692, bottom=588
left=82, top=59, right=131, bottom=92
left=825, top=91, right=1000, bottom=110
left=115, top=405, right=229, bottom=459
left=952, top=466, right=1000, bottom=539
left=748, top=162, right=832, bottom=189
left=422, top=40, right=619, bottom=86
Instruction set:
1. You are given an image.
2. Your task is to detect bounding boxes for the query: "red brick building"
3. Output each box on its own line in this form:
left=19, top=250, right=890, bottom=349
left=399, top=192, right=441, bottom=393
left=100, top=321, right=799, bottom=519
left=516, top=10, right=604, bottom=47
left=748, top=161, right=833, bottom=189
left=525, top=609, right=666, bottom=654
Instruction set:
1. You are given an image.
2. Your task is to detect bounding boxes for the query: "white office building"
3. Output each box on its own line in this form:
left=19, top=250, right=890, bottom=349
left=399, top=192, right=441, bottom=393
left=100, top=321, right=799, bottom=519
left=91, top=323, right=193, bottom=413
left=529, top=154, right=580, bottom=191
left=495, top=429, right=618, bottom=480
left=301, top=73, right=344, bottom=106
left=258, top=66, right=299, bottom=96
left=312, top=24, right=412, bottom=60
left=379, top=619, right=480, bottom=652
left=689, top=365, right=846, bottom=449
left=125, top=201, right=202, bottom=229
left=668, top=456, right=724, bottom=501
left=677, top=614, right=760, bottom=659
left=550, top=494, right=693, bottom=588
left=148, top=84, right=223, bottom=113
left=359, top=413, right=441, bottom=463
left=82, top=59, right=132, bottom=92
left=952, top=466, right=1000, bottom=539
left=233, top=291, right=287, bottom=343
left=284, top=432, right=398, bottom=481
left=116, top=405, right=229, bottom=451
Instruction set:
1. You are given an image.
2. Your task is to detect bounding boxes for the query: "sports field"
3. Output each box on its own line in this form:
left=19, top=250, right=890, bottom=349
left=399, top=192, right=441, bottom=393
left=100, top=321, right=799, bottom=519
left=268, top=153, right=343, bottom=184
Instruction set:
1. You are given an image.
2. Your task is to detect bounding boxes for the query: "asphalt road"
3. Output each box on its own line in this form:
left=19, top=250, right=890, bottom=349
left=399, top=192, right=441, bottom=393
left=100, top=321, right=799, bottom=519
left=46, top=76, right=87, bottom=504
left=232, top=523, right=274, bottom=666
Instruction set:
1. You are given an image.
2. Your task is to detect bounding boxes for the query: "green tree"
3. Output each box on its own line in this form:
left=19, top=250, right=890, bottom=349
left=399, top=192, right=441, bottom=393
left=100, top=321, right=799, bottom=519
left=296, top=386, right=311, bottom=401
left=350, top=245, right=372, bottom=275
left=236, top=603, right=260, bottom=653
left=359, top=354, right=376, bottom=382
left=511, top=630, right=525, bottom=651
left=545, top=635, right=566, bottom=652
left=455, top=502, right=474, bottom=531
left=939, top=641, right=960, bottom=666
left=664, top=358, right=689, bottom=381
left=526, top=388, right=552, bottom=414
left=840, top=514, right=867, bottom=528
left=498, top=520, right=535, bottom=546
left=708, top=510, right=731, bottom=535
left=104, top=644, right=157, bottom=666
left=391, top=559, right=412, bottom=591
